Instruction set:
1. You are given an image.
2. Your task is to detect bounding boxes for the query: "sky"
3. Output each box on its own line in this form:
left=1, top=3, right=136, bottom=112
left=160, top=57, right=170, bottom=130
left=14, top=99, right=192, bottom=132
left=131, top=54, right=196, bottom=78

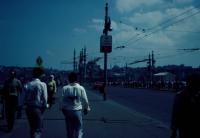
left=0, top=0, right=200, bottom=70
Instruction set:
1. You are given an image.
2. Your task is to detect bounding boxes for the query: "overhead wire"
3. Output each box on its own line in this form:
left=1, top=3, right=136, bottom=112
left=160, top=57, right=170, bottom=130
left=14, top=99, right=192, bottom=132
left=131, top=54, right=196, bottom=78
left=116, top=5, right=200, bottom=47
left=125, top=9, right=200, bottom=47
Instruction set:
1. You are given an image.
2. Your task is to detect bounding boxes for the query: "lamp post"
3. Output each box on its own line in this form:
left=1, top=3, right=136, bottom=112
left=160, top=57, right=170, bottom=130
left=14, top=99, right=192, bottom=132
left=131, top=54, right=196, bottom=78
left=100, top=3, right=112, bottom=101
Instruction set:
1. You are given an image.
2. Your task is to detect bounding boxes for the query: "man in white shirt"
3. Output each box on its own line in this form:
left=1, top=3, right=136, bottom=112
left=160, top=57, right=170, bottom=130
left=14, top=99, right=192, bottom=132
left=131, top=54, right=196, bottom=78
left=24, top=67, right=48, bottom=138
left=60, top=72, right=90, bottom=138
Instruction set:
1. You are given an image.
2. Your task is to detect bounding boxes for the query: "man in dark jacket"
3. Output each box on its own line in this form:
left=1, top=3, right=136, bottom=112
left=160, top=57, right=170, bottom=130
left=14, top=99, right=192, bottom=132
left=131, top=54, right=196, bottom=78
left=3, top=69, right=22, bottom=132
left=170, top=73, right=200, bottom=138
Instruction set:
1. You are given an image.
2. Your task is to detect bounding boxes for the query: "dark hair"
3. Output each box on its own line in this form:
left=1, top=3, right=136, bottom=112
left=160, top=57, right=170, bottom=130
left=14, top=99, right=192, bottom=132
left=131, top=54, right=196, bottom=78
left=32, top=67, right=44, bottom=78
left=9, top=69, right=16, bottom=78
left=68, top=72, right=78, bottom=83
left=186, top=73, right=200, bottom=91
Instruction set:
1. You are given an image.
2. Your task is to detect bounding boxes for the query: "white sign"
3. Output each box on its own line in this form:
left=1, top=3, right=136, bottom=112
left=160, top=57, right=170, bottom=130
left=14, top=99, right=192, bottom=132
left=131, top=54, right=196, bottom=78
left=100, top=35, right=112, bottom=47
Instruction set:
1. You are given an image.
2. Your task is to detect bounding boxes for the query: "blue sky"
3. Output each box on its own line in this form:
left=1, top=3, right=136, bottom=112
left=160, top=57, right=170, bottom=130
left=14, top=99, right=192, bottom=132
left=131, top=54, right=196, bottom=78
left=0, top=0, right=200, bottom=70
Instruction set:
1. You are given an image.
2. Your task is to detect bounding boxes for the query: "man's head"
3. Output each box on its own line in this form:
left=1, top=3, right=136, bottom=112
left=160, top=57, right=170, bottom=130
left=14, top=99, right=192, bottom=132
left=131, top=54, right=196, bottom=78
left=186, top=73, right=200, bottom=92
left=32, top=67, right=44, bottom=78
left=50, top=74, right=54, bottom=80
left=9, top=69, right=16, bottom=79
left=68, top=72, right=78, bottom=83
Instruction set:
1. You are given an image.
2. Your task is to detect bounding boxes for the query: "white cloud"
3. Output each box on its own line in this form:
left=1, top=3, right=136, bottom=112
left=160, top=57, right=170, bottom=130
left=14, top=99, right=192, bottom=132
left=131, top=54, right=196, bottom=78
left=73, top=28, right=87, bottom=33
left=110, top=20, right=118, bottom=31
left=92, top=19, right=103, bottom=23
left=145, top=31, right=174, bottom=47
left=88, top=19, right=104, bottom=32
left=128, top=11, right=164, bottom=28
left=116, top=0, right=164, bottom=13
left=46, top=49, right=55, bottom=57
left=88, top=19, right=119, bottom=33
left=173, top=0, right=194, bottom=4
left=164, top=6, right=200, bottom=39
left=112, top=6, right=200, bottom=53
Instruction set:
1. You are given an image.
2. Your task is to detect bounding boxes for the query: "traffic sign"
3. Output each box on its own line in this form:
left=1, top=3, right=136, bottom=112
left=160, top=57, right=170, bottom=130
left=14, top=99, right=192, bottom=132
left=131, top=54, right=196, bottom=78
left=100, top=35, right=112, bottom=53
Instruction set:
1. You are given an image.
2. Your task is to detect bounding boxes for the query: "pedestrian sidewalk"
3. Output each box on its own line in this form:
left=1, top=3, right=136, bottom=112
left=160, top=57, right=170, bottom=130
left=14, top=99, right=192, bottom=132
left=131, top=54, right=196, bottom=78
left=0, top=88, right=170, bottom=138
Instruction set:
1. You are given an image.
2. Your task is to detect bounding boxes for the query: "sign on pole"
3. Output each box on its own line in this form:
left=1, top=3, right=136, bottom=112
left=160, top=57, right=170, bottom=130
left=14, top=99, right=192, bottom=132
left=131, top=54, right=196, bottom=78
left=100, top=35, right=112, bottom=53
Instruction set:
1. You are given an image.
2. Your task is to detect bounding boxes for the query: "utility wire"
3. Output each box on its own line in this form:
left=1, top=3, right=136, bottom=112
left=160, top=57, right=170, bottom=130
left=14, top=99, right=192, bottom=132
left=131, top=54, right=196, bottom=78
left=125, top=9, right=200, bottom=47
left=115, top=48, right=199, bottom=66
left=117, top=5, right=200, bottom=47
left=148, top=6, right=198, bottom=31
left=164, top=29, right=200, bottom=33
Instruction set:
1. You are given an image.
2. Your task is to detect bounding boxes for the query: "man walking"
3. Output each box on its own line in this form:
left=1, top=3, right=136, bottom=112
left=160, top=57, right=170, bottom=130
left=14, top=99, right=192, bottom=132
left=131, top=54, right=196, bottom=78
left=170, top=73, right=200, bottom=138
left=60, top=72, right=90, bottom=138
left=47, top=74, right=57, bottom=108
left=24, top=67, right=48, bottom=138
left=3, top=69, right=22, bottom=132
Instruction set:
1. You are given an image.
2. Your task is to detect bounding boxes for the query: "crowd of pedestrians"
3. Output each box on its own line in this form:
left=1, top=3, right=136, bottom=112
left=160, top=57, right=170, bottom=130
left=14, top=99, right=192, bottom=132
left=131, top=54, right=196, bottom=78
left=0, top=67, right=90, bottom=138
left=104, top=80, right=186, bottom=92
left=0, top=65, right=199, bottom=138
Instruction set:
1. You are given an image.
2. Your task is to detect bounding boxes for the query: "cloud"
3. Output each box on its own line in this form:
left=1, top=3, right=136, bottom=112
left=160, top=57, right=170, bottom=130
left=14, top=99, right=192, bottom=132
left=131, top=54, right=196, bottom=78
left=46, top=49, right=55, bottom=57
left=128, top=11, right=165, bottom=28
left=88, top=19, right=104, bottom=32
left=112, top=6, right=200, bottom=52
left=173, top=0, right=194, bottom=4
left=116, top=0, right=164, bottom=13
left=73, top=28, right=87, bottom=33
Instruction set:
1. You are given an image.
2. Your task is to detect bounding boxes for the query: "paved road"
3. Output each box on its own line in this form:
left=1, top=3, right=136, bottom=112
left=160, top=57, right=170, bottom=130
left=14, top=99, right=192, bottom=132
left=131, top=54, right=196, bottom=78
left=103, top=87, right=176, bottom=126
left=0, top=86, right=172, bottom=138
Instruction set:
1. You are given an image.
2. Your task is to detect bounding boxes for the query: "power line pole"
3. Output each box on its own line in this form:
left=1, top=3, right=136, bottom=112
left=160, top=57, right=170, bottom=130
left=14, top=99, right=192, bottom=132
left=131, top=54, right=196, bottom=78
left=100, top=2, right=112, bottom=101
left=151, top=51, right=155, bottom=70
left=151, top=51, right=155, bottom=87
left=83, top=46, right=87, bottom=84
left=104, top=3, right=108, bottom=92
left=125, top=63, right=128, bottom=86
left=73, top=49, right=76, bottom=71
left=147, top=51, right=156, bottom=87
left=147, top=53, right=152, bottom=87
left=79, top=49, right=84, bottom=84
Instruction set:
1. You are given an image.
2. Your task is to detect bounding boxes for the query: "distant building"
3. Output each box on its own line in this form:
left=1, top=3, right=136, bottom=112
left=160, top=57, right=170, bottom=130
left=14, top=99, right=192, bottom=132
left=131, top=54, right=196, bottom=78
left=154, top=72, right=175, bottom=82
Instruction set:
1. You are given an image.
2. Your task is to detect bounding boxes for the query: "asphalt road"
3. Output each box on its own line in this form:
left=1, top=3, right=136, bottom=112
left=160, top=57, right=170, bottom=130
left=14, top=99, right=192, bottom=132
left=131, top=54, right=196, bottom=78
left=0, top=86, right=172, bottom=138
left=104, top=86, right=176, bottom=126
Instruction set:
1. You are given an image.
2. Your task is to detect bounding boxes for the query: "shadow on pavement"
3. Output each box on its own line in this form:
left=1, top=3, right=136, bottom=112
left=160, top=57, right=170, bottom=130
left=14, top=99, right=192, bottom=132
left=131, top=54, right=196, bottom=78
left=84, top=117, right=129, bottom=124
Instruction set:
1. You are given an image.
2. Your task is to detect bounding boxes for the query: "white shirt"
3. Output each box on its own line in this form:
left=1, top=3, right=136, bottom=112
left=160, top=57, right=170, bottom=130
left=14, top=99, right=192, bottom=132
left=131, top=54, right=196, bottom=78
left=60, top=83, right=90, bottom=111
left=25, top=78, right=48, bottom=108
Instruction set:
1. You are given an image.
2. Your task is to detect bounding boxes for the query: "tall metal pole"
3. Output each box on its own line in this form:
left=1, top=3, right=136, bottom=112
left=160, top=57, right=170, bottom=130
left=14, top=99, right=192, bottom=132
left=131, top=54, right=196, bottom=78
left=83, top=47, right=87, bottom=84
left=104, top=3, right=108, bottom=87
left=104, top=3, right=108, bottom=35
left=100, top=2, right=112, bottom=101
left=73, top=49, right=76, bottom=71
left=104, top=52, right=107, bottom=86
left=79, top=49, right=83, bottom=84
left=151, top=50, right=155, bottom=87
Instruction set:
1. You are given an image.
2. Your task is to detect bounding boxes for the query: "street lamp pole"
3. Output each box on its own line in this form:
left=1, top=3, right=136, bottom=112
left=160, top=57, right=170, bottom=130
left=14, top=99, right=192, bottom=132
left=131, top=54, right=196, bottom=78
left=100, top=2, right=112, bottom=101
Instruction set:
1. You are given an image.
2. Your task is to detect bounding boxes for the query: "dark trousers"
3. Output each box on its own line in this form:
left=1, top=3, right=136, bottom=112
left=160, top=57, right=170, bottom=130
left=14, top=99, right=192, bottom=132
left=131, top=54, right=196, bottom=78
left=5, top=96, right=18, bottom=131
left=48, top=92, right=55, bottom=108
left=103, top=92, right=107, bottom=101
left=26, top=107, right=44, bottom=138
